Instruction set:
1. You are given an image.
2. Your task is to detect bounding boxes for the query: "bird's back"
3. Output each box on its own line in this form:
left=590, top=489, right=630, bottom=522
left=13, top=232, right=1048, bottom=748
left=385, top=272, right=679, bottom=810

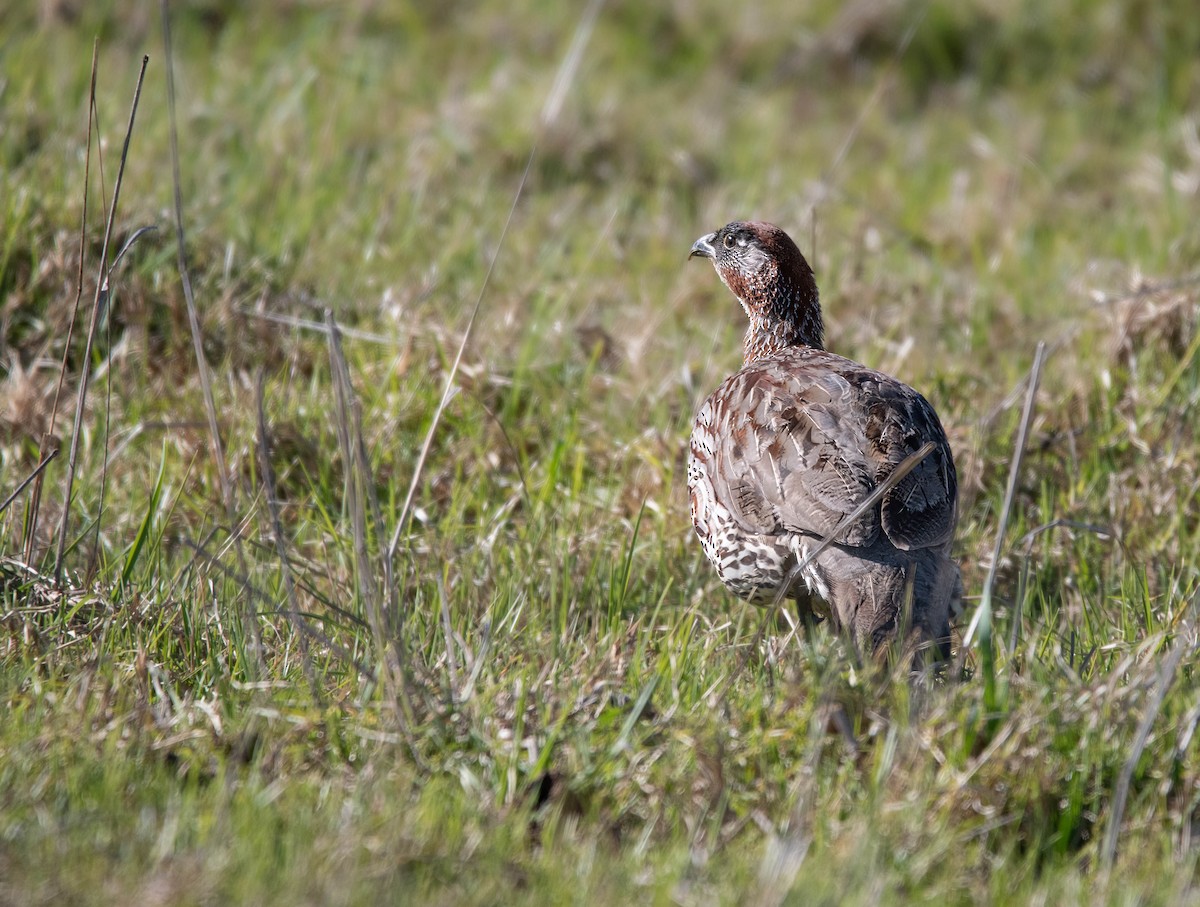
left=689, top=346, right=960, bottom=654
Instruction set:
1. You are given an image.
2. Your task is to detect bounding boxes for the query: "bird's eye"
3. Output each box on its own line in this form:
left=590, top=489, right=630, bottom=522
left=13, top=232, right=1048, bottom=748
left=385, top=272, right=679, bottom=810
left=723, top=234, right=736, bottom=249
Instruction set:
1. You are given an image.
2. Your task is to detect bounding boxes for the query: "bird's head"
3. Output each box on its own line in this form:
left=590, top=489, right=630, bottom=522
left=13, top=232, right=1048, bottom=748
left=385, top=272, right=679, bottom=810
left=689, top=221, right=824, bottom=360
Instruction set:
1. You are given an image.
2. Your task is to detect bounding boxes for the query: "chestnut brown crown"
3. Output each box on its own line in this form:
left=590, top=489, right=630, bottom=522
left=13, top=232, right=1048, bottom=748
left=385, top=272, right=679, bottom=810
left=690, top=221, right=823, bottom=363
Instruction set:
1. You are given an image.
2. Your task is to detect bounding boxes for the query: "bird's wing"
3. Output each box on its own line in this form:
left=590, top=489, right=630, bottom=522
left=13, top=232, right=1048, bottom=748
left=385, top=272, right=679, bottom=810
left=699, top=349, right=957, bottom=552
left=859, top=365, right=959, bottom=552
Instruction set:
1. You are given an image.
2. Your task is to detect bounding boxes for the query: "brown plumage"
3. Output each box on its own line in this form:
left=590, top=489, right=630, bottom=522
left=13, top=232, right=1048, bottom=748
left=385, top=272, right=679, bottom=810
left=687, top=221, right=960, bottom=658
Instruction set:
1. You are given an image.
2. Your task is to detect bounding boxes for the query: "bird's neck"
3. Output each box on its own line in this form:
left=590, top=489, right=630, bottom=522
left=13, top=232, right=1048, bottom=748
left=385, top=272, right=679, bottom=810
left=740, top=276, right=824, bottom=364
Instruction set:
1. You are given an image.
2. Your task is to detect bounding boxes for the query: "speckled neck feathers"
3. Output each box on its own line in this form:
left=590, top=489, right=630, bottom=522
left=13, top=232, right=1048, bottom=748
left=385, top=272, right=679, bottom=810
left=727, top=259, right=823, bottom=364
left=711, top=222, right=824, bottom=363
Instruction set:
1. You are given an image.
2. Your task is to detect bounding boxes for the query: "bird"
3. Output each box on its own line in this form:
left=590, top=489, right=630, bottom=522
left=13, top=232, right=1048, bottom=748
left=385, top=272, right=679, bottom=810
left=687, top=221, right=961, bottom=660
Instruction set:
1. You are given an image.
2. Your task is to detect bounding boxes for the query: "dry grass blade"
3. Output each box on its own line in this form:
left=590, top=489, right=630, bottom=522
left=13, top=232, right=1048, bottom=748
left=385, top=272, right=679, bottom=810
left=713, top=440, right=936, bottom=703
left=90, top=224, right=158, bottom=583
left=435, top=571, right=460, bottom=700
left=804, top=7, right=925, bottom=240
left=539, top=0, right=604, bottom=127
left=161, top=0, right=234, bottom=520
left=162, top=2, right=262, bottom=677
left=325, top=312, right=382, bottom=636
left=1, top=450, right=59, bottom=515
left=1100, top=619, right=1196, bottom=868
left=107, top=225, right=159, bottom=278
left=324, top=310, right=422, bottom=754
left=384, top=0, right=605, bottom=569
left=1012, top=518, right=1122, bottom=656
left=235, top=305, right=398, bottom=345
left=181, top=537, right=376, bottom=683
left=25, top=40, right=100, bottom=565
left=254, top=373, right=321, bottom=702
left=826, top=10, right=924, bottom=181
left=53, top=54, right=149, bottom=585
left=962, top=341, right=1048, bottom=650
left=324, top=308, right=400, bottom=641
left=44, top=38, right=99, bottom=449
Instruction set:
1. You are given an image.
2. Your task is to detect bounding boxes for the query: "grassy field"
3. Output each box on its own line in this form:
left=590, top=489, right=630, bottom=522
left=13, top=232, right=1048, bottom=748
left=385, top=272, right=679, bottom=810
left=2, top=0, right=1199, bottom=903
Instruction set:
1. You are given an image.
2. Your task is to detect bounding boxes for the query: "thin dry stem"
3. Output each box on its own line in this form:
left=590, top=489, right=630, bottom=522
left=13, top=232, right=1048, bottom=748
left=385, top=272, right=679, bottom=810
left=325, top=311, right=383, bottom=635
left=235, top=305, right=398, bottom=345
left=324, top=310, right=423, bottom=759
left=254, top=372, right=321, bottom=703
left=962, top=340, right=1047, bottom=649
left=1101, top=621, right=1195, bottom=868
left=162, top=0, right=262, bottom=677
left=1, top=450, right=59, bottom=515
left=161, top=0, right=234, bottom=520
left=26, top=39, right=99, bottom=566
left=182, top=537, right=376, bottom=683
left=54, top=54, right=149, bottom=585
left=384, top=0, right=606, bottom=571
left=90, top=224, right=158, bottom=584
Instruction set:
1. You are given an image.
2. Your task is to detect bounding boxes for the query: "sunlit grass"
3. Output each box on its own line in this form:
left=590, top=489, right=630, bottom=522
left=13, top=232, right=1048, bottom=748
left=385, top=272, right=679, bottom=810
left=2, top=0, right=1199, bottom=903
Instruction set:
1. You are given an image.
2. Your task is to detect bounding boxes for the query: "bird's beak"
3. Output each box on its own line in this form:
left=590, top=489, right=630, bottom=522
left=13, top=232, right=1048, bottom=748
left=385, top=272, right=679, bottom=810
left=689, top=232, right=717, bottom=260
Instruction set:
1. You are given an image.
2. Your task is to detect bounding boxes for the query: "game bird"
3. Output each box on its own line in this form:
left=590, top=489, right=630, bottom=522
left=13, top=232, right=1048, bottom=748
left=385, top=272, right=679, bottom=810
left=687, top=221, right=961, bottom=659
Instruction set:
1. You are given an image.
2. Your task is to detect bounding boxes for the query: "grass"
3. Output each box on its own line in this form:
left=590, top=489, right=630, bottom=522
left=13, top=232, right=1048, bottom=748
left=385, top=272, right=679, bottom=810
left=2, top=0, right=1200, bottom=903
